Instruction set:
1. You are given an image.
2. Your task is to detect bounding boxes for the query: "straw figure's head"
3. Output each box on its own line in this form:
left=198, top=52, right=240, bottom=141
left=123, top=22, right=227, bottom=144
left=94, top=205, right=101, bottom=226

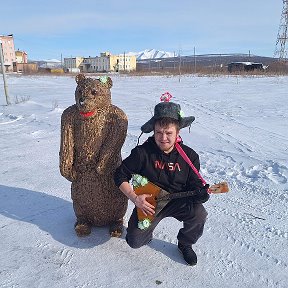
left=75, top=74, right=113, bottom=115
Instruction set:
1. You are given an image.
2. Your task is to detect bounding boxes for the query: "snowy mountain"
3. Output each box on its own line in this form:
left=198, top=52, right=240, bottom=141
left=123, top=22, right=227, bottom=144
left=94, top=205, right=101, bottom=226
left=32, top=59, right=62, bottom=69
left=35, top=51, right=174, bottom=63
left=127, top=49, right=176, bottom=60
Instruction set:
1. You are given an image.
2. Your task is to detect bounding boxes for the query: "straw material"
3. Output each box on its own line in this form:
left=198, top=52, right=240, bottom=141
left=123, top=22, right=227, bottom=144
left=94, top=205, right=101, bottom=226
left=60, top=74, right=128, bottom=227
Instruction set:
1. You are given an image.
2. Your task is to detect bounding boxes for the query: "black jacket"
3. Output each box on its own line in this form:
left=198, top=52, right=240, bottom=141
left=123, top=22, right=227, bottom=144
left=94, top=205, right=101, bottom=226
left=114, top=137, right=209, bottom=203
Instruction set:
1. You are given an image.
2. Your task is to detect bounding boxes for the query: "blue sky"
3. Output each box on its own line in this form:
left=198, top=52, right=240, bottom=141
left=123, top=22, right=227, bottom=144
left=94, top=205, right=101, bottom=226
left=1, top=0, right=282, bottom=60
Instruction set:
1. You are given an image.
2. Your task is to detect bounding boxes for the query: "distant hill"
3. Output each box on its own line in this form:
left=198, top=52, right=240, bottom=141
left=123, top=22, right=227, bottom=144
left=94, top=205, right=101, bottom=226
left=29, top=59, right=62, bottom=68
left=136, top=53, right=278, bottom=72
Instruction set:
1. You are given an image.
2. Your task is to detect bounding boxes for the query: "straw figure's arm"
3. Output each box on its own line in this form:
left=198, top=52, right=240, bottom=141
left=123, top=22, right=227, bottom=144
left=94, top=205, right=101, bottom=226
left=59, top=106, right=77, bottom=182
left=96, top=106, right=128, bottom=175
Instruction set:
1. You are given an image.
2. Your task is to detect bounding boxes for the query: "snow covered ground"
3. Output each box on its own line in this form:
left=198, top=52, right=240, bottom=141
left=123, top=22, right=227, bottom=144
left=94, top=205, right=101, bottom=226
left=0, top=74, right=287, bottom=288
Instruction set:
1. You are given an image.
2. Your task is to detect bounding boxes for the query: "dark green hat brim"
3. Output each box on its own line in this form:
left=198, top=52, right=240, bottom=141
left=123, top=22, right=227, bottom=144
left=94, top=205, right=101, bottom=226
left=141, top=115, right=195, bottom=133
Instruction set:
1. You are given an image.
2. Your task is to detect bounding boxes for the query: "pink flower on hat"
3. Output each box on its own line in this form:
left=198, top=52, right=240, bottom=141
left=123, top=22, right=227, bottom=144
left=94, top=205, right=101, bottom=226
left=160, top=92, right=172, bottom=102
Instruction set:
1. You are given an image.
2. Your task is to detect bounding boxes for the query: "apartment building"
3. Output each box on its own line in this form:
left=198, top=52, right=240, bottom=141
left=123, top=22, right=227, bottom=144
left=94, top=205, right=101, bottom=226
left=109, top=53, right=136, bottom=72
left=0, top=34, right=16, bottom=72
left=82, top=53, right=110, bottom=73
left=63, top=56, right=84, bottom=73
left=15, top=50, right=28, bottom=64
left=64, top=52, right=136, bottom=73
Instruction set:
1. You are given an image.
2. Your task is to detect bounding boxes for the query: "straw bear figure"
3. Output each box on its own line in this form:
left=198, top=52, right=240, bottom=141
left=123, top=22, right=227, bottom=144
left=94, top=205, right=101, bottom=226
left=59, top=74, right=128, bottom=237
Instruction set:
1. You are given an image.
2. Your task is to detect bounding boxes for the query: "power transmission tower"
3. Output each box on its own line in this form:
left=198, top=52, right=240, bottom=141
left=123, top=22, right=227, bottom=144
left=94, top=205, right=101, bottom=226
left=274, top=0, right=288, bottom=61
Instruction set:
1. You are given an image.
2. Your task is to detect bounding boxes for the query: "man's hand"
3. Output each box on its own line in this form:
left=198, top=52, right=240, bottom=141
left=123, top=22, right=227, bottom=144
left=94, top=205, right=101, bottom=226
left=134, top=194, right=155, bottom=216
left=195, top=185, right=210, bottom=203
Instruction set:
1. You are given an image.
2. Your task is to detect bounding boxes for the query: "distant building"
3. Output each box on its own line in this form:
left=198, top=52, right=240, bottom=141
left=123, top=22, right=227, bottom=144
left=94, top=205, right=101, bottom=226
left=81, top=53, right=110, bottom=73
left=0, top=34, right=16, bottom=72
left=0, top=35, right=35, bottom=74
left=14, top=62, right=38, bottom=74
left=63, top=57, right=84, bottom=73
left=227, top=62, right=268, bottom=73
left=15, top=49, right=28, bottom=64
left=109, top=52, right=136, bottom=72
left=64, top=52, right=136, bottom=73
left=14, top=49, right=38, bottom=73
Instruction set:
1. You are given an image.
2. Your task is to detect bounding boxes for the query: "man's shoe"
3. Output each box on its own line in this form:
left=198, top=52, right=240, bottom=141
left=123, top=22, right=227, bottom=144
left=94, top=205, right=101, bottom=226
left=147, top=238, right=153, bottom=245
left=178, top=242, right=197, bottom=266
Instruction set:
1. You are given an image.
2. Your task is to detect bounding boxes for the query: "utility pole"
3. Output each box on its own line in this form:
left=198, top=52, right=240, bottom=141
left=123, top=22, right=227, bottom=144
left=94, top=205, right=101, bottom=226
left=178, top=48, right=181, bottom=82
left=123, top=51, right=126, bottom=72
left=0, top=40, right=11, bottom=105
left=194, top=47, right=197, bottom=74
left=173, top=51, right=176, bottom=70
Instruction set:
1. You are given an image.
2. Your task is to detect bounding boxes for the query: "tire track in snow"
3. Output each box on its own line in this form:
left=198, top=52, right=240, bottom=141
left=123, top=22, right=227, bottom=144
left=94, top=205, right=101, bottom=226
left=208, top=178, right=288, bottom=246
left=221, top=180, right=286, bottom=222
left=204, top=224, right=288, bottom=288
left=181, top=99, right=288, bottom=161
left=207, top=206, right=288, bottom=267
left=152, top=220, right=287, bottom=288
left=36, top=241, right=74, bottom=271
left=0, top=112, right=35, bottom=127
left=0, top=112, right=23, bottom=125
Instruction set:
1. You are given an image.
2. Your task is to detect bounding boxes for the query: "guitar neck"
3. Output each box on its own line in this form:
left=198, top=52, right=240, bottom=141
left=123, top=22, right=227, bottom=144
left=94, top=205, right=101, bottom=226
left=156, top=189, right=197, bottom=202
left=156, top=181, right=229, bottom=202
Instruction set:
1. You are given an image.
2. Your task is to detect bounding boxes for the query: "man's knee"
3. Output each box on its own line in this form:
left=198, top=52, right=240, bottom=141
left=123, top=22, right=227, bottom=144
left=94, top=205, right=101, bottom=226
left=126, top=227, right=153, bottom=248
left=126, top=235, right=144, bottom=249
left=194, top=203, right=208, bottom=221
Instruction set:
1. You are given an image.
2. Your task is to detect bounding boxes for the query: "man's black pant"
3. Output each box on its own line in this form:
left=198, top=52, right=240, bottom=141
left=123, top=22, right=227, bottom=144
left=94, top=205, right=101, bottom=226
left=126, top=199, right=208, bottom=248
